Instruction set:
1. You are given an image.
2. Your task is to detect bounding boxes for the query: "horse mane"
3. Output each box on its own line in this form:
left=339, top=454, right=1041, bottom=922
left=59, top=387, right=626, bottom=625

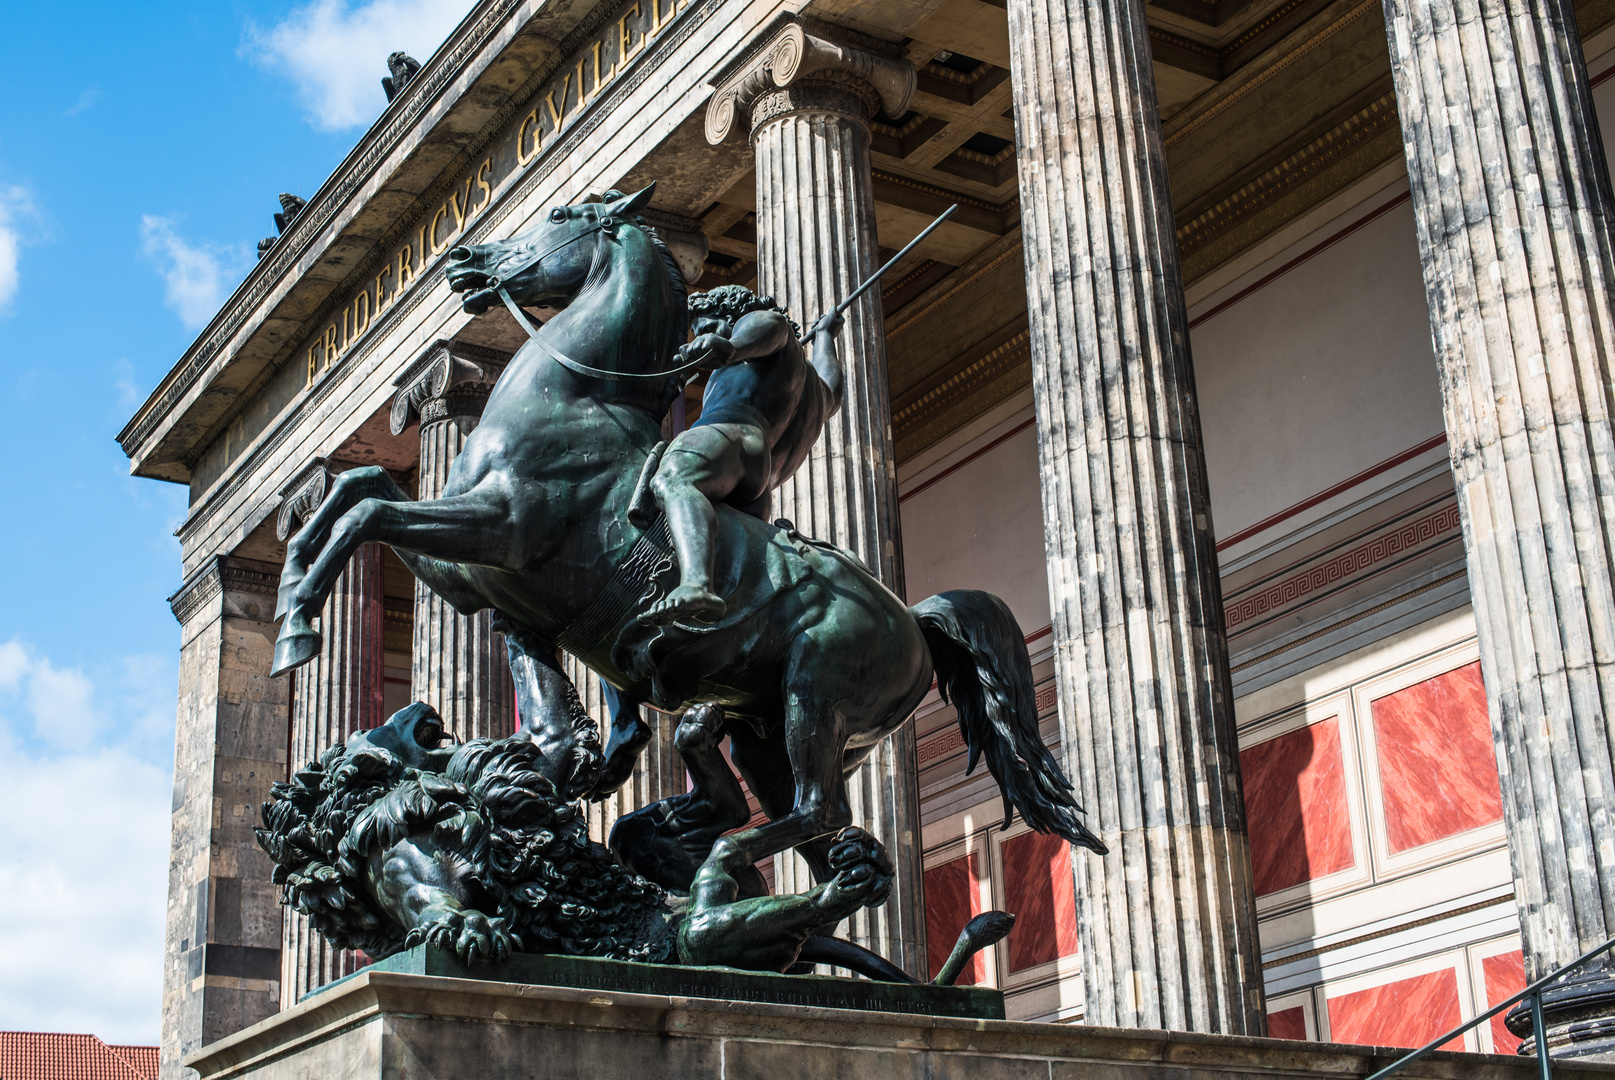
left=640, top=224, right=689, bottom=360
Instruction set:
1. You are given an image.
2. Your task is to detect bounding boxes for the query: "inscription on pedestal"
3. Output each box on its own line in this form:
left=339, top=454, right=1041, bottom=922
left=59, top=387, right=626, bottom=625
left=316, top=945, right=1005, bottom=1020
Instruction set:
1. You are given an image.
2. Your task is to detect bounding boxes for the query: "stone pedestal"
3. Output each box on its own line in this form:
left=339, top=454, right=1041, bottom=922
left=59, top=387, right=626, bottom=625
left=1384, top=0, right=1615, bottom=1056
left=273, top=464, right=386, bottom=1007
left=391, top=340, right=513, bottom=742
left=706, top=19, right=925, bottom=975
left=161, top=557, right=289, bottom=1080
left=1003, top=0, right=1265, bottom=1035
left=187, top=963, right=1610, bottom=1080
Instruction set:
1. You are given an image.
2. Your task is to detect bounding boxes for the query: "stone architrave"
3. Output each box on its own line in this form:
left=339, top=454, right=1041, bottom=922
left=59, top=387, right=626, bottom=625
left=160, top=556, right=288, bottom=1079
left=1002, top=0, right=1266, bottom=1034
left=391, top=340, right=514, bottom=742
left=273, top=461, right=385, bottom=1008
left=706, top=19, right=926, bottom=976
left=1384, top=0, right=1615, bottom=1055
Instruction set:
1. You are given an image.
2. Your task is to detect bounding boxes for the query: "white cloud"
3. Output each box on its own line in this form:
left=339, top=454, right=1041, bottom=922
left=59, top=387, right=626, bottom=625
left=140, top=215, right=248, bottom=332
left=0, top=186, right=34, bottom=313
left=65, top=86, right=101, bottom=116
left=246, top=0, right=471, bottom=131
left=0, top=641, right=173, bottom=1045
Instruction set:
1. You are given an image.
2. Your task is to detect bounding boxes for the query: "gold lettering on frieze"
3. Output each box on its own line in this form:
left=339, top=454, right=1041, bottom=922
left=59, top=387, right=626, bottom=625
left=297, top=0, right=693, bottom=395
left=474, top=158, right=493, bottom=212
left=518, top=109, right=540, bottom=164
left=429, top=205, right=451, bottom=255
left=374, top=265, right=392, bottom=314
left=618, top=4, right=642, bottom=64
left=546, top=72, right=572, bottom=126
left=449, top=175, right=475, bottom=231
left=397, top=244, right=414, bottom=289
left=352, top=289, right=371, bottom=338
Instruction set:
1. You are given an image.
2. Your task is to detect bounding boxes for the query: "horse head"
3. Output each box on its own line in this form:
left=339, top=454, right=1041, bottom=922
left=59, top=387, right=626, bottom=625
left=446, top=185, right=657, bottom=316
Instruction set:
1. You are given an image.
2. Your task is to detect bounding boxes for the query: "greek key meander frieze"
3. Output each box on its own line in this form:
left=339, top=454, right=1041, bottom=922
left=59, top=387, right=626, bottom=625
left=1223, top=500, right=1463, bottom=631
left=172, top=0, right=719, bottom=553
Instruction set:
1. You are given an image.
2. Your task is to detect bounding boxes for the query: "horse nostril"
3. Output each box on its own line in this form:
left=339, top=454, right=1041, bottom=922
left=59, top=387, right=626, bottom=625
left=447, top=246, right=473, bottom=264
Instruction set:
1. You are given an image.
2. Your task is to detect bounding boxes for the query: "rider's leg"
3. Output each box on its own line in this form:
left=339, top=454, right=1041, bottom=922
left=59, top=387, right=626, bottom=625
left=644, top=422, right=767, bottom=625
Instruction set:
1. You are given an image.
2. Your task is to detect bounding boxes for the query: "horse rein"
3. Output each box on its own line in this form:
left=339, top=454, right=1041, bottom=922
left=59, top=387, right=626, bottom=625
left=492, top=214, right=710, bottom=383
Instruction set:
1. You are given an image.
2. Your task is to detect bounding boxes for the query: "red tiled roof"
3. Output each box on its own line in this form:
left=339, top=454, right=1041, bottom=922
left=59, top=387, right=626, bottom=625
left=107, top=1046, right=158, bottom=1080
left=0, top=1032, right=157, bottom=1080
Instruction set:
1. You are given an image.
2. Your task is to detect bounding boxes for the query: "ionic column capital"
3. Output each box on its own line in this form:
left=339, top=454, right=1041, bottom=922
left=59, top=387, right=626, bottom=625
left=275, top=458, right=332, bottom=542
left=705, top=19, right=914, bottom=144
left=390, top=339, right=510, bottom=434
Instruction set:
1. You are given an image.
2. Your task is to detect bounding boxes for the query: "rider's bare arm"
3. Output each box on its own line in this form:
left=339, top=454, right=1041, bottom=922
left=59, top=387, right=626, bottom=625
left=724, top=309, right=794, bottom=363
left=807, top=311, right=845, bottom=413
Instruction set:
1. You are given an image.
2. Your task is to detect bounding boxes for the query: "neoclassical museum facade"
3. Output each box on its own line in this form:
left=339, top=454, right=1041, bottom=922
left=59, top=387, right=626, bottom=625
left=123, top=0, right=1615, bottom=1074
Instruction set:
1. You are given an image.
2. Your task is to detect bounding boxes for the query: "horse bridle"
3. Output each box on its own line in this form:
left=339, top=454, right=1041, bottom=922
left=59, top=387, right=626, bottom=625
left=492, top=213, right=710, bottom=382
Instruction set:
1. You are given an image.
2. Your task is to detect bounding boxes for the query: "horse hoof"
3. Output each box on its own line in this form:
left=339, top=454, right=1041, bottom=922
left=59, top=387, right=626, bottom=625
left=271, top=628, right=322, bottom=675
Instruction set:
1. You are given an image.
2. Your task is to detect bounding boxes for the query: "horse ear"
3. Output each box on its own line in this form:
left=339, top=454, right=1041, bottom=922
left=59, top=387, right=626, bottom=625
left=602, top=182, right=655, bottom=220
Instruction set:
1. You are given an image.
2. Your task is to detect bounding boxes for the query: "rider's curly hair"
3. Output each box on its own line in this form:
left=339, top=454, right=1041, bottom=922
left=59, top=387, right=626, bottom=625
left=687, top=285, right=799, bottom=338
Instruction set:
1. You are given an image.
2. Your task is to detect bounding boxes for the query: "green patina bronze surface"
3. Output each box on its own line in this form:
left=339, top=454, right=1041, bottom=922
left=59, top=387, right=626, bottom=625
left=262, top=180, right=1105, bottom=987
left=312, top=946, right=1005, bottom=1019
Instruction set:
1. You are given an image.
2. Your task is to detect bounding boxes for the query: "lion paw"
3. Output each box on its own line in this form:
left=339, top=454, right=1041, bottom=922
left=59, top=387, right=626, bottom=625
left=818, top=827, right=895, bottom=914
left=406, top=906, right=513, bottom=966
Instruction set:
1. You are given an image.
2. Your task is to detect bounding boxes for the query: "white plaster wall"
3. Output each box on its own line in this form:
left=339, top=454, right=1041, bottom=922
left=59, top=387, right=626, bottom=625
left=1188, top=200, right=1445, bottom=540
left=899, top=418, right=1053, bottom=634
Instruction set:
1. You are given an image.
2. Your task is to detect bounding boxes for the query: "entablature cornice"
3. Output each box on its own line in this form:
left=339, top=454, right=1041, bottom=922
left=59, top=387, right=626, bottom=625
left=167, top=0, right=731, bottom=576
left=119, top=0, right=658, bottom=486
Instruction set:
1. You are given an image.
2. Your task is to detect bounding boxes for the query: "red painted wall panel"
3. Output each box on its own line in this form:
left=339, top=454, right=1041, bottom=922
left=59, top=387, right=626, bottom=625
left=1327, top=969, right=1464, bottom=1050
left=924, top=855, right=984, bottom=985
left=1371, top=661, right=1502, bottom=853
left=1483, top=950, right=1526, bottom=1054
left=1240, top=716, right=1355, bottom=895
left=1001, top=830, right=1079, bottom=973
left=1268, top=1006, right=1309, bottom=1041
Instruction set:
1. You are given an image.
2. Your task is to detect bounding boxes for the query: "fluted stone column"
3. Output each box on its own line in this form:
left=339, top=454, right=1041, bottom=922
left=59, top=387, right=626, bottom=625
left=392, top=340, right=513, bottom=742
left=1004, top=0, right=1265, bottom=1034
left=272, top=463, right=383, bottom=1008
left=1385, top=0, right=1615, bottom=1056
left=707, top=20, right=926, bottom=975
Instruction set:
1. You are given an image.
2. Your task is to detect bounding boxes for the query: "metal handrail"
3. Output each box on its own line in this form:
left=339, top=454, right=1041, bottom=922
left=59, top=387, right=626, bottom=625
left=1361, top=934, right=1615, bottom=1080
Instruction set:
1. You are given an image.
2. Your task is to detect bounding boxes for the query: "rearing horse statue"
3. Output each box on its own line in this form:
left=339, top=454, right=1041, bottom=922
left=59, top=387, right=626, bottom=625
left=271, top=184, right=1105, bottom=921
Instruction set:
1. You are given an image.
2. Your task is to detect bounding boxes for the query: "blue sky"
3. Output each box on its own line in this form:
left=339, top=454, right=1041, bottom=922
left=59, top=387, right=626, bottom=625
left=0, top=0, right=472, bottom=1045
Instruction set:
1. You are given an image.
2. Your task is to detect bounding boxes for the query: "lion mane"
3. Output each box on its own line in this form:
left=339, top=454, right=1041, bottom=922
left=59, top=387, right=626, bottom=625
left=257, top=736, right=675, bottom=964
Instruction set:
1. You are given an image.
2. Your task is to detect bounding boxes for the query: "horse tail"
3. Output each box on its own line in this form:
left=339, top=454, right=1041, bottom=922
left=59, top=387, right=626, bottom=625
left=910, top=590, right=1108, bottom=855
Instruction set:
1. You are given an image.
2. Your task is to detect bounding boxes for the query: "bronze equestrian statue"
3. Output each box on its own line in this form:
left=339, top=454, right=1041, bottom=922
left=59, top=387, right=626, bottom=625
left=267, top=183, right=1105, bottom=975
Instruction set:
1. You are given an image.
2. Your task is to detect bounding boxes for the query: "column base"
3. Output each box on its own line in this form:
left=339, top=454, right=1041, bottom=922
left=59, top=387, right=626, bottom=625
left=1506, top=969, right=1615, bottom=1060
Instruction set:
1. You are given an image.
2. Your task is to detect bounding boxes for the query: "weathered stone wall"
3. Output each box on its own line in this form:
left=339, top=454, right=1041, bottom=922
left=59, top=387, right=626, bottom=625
left=162, top=557, right=288, bottom=1080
